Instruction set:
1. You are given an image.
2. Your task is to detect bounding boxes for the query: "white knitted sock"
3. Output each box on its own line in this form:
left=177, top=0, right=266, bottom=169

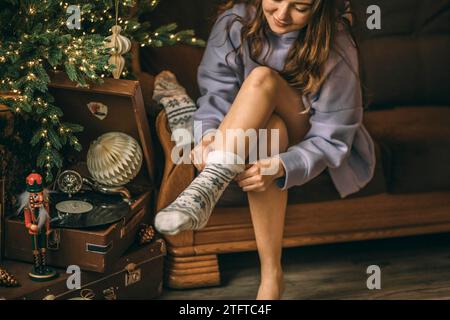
left=152, top=71, right=196, bottom=148
left=154, top=150, right=246, bottom=235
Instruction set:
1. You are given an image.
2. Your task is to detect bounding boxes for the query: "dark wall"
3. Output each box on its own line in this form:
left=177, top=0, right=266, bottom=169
left=142, top=0, right=224, bottom=41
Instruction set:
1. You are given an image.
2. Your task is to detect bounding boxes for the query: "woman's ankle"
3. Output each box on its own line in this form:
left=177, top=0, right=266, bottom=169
left=257, top=271, right=285, bottom=300
left=260, top=263, right=283, bottom=279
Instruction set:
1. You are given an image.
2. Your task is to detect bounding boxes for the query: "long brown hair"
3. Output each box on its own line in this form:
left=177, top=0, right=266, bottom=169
left=214, top=0, right=356, bottom=99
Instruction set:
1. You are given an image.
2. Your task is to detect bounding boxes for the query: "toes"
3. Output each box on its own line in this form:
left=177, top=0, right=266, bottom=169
left=154, top=211, right=192, bottom=235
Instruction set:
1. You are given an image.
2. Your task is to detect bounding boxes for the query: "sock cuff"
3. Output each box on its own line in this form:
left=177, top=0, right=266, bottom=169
left=206, top=150, right=246, bottom=166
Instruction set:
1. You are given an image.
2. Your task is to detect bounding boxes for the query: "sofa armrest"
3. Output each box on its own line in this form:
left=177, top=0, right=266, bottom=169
left=141, top=70, right=196, bottom=247
left=133, top=71, right=160, bottom=119
left=155, top=111, right=195, bottom=212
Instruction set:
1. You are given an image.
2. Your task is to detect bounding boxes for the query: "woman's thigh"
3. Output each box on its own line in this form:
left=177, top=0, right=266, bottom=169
left=272, top=74, right=311, bottom=146
left=248, top=67, right=311, bottom=146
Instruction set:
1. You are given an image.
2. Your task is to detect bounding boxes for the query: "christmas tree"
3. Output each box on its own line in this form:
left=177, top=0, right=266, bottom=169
left=0, top=0, right=205, bottom=182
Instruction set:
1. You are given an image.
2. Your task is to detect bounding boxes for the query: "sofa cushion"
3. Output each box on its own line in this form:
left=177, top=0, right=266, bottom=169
left=358, top=35, right=450, bottom=109
left=352, top=0, right=450, bottom=108
left=140, top=44, right=204, bottom=101
left=363, top=106, right=450, bottom=193
left=213, top=140, right=386, bottom=207
left=139, top=0, right=221, bottom=99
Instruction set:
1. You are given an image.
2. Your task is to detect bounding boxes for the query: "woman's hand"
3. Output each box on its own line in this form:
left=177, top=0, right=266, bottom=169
left=235, top=156, right=286, bottom=192
left=190, top=131, right=216, bottom=172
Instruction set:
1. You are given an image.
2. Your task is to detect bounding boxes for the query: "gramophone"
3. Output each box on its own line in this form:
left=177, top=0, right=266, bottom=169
left=51, top=130, right=144, bottom=229
left=50, top=169, right=132, bottom=229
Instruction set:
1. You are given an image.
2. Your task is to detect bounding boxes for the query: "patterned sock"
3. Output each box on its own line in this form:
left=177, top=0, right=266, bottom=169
left=154, top=150, right=246, bottom=235
left=152, top=70, right=196, bottom=148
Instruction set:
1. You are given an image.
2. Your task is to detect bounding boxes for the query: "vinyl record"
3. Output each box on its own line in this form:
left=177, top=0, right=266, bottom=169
left=49, top=190, right=130, bottom=229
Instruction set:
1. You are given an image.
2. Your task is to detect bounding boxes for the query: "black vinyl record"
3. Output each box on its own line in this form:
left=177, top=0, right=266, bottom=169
left=49, top=190, right=130, bottom=229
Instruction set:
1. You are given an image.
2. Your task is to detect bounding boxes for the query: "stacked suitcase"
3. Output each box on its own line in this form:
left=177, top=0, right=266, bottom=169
left=0, top=75, right=166, bottom=300
left=0, top=239, right=166, bottom=300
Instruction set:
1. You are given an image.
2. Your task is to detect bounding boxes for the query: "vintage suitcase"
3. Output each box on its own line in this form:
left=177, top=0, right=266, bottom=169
left=5, top=195, right=152, bottom=273
left=1, top=101, right=13, bottom=263
left=4, top=73, right=156, bottom=273
left=0, top=101, right=14, bottom=138
left=0, top=238, right=166, bottom=300
left=0, top=178, right=4, bottom=263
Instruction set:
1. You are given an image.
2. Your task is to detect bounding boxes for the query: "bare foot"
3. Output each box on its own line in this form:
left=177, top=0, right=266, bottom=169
left=256, top=270, right=285, bottom=300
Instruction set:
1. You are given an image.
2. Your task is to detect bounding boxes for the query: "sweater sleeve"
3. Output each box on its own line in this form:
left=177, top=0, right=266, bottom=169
left=193, top=5, right=245, bottom=146
left=276, top=34, right=363, bottom=190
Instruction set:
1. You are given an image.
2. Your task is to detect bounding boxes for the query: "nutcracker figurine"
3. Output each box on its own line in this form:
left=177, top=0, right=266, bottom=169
left=17, top=172, right=58, bottom=281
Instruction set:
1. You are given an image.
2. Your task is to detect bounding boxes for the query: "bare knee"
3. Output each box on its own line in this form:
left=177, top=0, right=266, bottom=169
left=245, top=66, right=278, bottom=91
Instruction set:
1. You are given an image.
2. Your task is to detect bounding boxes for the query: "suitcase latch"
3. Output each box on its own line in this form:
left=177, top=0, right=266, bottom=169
left=47, top=229, right=61, bottom=251
left=103, top=287, right=117, bottom=300
left=125, top=263, right=142, bottom=287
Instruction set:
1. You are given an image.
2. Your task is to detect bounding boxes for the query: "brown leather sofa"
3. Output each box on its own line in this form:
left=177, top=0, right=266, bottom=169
left=137, top=0, right=450, bottom=289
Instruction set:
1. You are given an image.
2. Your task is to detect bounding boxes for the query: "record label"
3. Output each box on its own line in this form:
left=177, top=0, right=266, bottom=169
left=55, top=200, right=94, bottom=214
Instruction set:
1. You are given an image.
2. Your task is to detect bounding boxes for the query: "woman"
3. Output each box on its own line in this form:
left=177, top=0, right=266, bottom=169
left=155, top=0, right=376, bottom=300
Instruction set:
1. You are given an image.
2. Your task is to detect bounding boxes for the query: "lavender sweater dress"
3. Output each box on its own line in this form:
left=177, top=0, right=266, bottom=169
left=193, top=3, right=376, bottom=198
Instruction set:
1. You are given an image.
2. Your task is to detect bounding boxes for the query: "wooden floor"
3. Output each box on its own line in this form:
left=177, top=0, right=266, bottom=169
left=159, top=232, right=450, bottom=300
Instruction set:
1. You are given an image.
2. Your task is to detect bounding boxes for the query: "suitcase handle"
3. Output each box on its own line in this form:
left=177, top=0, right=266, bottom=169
left=120, top=207, right=146, bottom=239
left=125, top=263, right=137, bottom=272
left=125, top=263, right=142, bottom=287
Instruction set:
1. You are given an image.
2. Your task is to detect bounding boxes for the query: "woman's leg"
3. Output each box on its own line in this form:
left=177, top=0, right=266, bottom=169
left=155, top=66, right=309, bottom=235
left=212, top=66, right=311, bottom=156
left=247, top=114, right=289, bottom=300
left=212, top=67, right=311, bottom=299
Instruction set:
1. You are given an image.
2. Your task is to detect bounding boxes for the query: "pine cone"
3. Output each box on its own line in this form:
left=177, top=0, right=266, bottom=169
left=0, top=266, right=20, bottom=287
left=138, top=224, right=155, bottom=245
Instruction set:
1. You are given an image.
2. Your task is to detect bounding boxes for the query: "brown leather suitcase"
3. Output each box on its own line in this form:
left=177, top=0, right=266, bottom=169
left=0, top=104, right=14, bottom=262
left=4, top=192, right=152, bottom=273
left=0, top=178, right=4, bottom=263
left=4, top=73, right=157, bottom=273
left=0, top=238, right=166, bottom=300
left=0, top=102, right=14, bottom=138
left=1, top=102, right=14, bottom=263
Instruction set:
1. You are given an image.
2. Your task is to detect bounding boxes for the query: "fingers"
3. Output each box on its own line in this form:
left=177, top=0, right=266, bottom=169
left=242, top=182, right=266, bottom=192
left=235, top=164, right=259, bottom=182
left=193, top=161, right=203, bottom=172
left=234, top=161, right=278, bottom=192
left=190, top=150, right=203, bottom=172
left=237, top=175, right=261, bottom=188
left=235, top=164, right=263, bottom=191
left=239, top=176, right=266, bottom=192
left=202, top=131, right=216, bottom=145
left=190, top=144, right=210, bottom=172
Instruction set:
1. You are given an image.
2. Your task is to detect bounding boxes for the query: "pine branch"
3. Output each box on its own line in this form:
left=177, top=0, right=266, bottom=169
left=0, top=0, right=206, bottom=183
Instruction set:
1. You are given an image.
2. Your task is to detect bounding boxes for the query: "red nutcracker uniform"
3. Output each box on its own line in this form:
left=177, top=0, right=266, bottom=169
left=22, top=172, right=57, bottom=281
left=24, top=191, right=51, bottom=231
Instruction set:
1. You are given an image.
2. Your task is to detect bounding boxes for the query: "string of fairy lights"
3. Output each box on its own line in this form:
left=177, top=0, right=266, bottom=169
left=0, top=0, right=205, bottom=181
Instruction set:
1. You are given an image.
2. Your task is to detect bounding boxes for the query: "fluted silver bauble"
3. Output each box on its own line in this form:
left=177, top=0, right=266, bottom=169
left=87, top=132, right=143, bottom=187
